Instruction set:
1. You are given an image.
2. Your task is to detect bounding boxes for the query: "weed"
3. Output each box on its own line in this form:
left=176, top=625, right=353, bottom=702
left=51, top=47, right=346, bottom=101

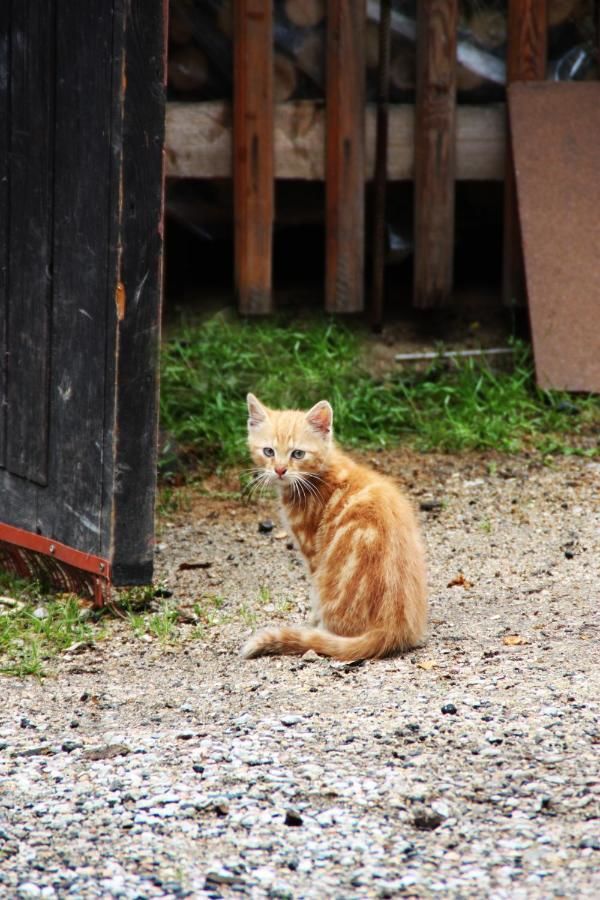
left=127, top=604, right=179, bottom=643
left=0, top=573, right=99, bottom=677
left=160, top=319, right=599, bottom=471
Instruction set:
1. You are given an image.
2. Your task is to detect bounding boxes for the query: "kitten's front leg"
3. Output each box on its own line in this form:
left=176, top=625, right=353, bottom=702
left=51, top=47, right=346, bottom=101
left=309, top=586, right=322, bottom=627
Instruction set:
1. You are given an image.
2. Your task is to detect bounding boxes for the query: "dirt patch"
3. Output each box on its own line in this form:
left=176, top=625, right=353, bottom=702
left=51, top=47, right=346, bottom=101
left=1, top=449, right=599, bottom=897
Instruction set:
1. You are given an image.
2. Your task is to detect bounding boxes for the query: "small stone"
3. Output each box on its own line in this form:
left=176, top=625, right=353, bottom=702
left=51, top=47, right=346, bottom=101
left=18, top=884, right=41, bottom=899
left=284, top=810, right=303, bottom=827
left=301, top=649, right=321, bottom=662
left=412, top=809, right=443, bottom=831
left=258, top=520, right=274, bottom=534
left=281, top=715, right=303, bottom=727
left=32, top=606, right=48, bottom=621
left=579, top=837, right=600, bottom=851
left=61, top=741, right=81, bottom=754
left=205, top=868, right=243, bottom=886
left=441, top=703, right=457, bottom=715
left=192, top=764, right=204, bottom=774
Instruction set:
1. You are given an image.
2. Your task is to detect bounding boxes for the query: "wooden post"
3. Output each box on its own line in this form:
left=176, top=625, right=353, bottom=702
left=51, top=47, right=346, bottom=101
left=413, top=0, right=458, bottom=309
left=503, top=0, right=547, bottom=308
left=370, top=0, right=391, bottom=332
left=233, top=0, right=274, bottom=314
left=325, top=0, right=366, bottom=313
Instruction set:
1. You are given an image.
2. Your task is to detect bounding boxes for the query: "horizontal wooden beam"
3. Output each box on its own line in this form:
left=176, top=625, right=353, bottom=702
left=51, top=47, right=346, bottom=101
left=166, top=101, right=506, bottom=181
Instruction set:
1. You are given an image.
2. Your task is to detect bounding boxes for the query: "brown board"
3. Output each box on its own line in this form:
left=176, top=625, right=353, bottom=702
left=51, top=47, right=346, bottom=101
left=509, top=82, right=600, bottom=393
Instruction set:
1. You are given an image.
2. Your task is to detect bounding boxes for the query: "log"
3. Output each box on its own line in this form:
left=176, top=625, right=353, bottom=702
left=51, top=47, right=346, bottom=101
left=549, top=0, right=583, bottom=27
left=294, top=28, right=325, bottom=86
left=389, top=44, right=415, bottom=92
left=274, top=53, right=298, bottom=102
left=284, top=0, right=326, bottom=28
left=466, top=9, right=507, bottom=49
left=167, top=45, right=209, bottom=94
left=456, top=63, right=486, bottom=93
left=165, top=101, right=506, bottom=181
left=169, top=3, right=194, bottom=46
left=216, top=0, right=233, bottom=37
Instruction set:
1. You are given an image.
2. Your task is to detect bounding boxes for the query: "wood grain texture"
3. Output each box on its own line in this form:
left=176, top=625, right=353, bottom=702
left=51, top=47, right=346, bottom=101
left=503, top=0, right=547, bottom=307
left=510, top=82, right=600, bottom=391
left=413, top=0, right=458, bottom=309
left=166, top=101, right=506, bottom=181
left=34, top=0, right=114, bottom=552
left=233, top=0, right=274, bottom=315
left=107, top=0, right=167, bottom=583
left=0, top=0, right=165, bottom=586
left=325, top=0, right=366, bottom=313
left=5, top=0, right=55, bottom=483
left=0, top=0, right=9, bottom=467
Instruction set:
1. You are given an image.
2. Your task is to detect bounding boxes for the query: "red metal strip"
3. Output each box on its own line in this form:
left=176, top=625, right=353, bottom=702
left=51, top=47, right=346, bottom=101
left=0, top=523, right=111, bottom=608
left=0, top=522, right=111, bottom=579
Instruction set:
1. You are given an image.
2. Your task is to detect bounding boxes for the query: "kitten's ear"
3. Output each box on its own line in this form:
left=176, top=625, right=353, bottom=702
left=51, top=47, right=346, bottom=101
left=306, top=400, right=333, bottom=438
left=247, top=393, right=269, bottom=429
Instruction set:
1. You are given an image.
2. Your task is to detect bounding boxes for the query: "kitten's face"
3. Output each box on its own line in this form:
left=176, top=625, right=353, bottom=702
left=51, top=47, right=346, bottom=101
left=247, top=394, right=333, bottom=489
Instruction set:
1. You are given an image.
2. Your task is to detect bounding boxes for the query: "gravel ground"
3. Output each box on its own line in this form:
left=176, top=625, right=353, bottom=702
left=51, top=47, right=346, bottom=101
left=1, top=450, right=599, bottom=899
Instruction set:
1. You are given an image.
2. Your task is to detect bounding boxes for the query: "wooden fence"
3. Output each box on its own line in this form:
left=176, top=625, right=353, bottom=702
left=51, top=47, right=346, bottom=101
left=165, top=0, right=549, bottom=314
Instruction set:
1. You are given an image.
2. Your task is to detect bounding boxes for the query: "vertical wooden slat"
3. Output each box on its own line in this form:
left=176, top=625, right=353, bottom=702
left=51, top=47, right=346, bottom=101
left=325, top=0, right=366, bottom=313
left=413, top=0, right=458, bottom=309
left=233, top=0, right=274, bottom=315
left=370, top=0, right=392, bottom=332
left=0, top=2, right=10, bottom=467
left=108, top=0, right=167, bottom=583
left=35, top=0, right=114, bottom=550
left=502, top=0, right=547, bottom=307
left=5, top=0, right=55, bottom=483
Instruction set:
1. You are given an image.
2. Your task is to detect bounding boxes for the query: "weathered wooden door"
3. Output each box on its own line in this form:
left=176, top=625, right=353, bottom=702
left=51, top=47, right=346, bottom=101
left=0, top=1, right=167, bottom=593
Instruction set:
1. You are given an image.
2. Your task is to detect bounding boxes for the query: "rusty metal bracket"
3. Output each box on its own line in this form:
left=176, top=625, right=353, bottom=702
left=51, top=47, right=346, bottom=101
left=0, top=522, right=111, bottom=608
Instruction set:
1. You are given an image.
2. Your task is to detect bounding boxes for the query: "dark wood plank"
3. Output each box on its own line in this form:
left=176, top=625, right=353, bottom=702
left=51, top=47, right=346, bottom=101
left=107, top=0, right=166, bottom=584
left=413, top=0, right=458, bottom=309
left=325, top=0, right=366, bottom=313
left=0, top=1, right=9, bottom=467
left=233, top=0, right=274, bottom=315
left=34, top=0, right=115, bottom=553
left=5, top=0, right=55, bottom=483
left=502, top=0, right=547, bottom=308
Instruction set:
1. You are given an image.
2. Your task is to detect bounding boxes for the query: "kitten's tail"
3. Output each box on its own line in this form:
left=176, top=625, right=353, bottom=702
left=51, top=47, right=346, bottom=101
left=241, top=625, right=410, bottom=661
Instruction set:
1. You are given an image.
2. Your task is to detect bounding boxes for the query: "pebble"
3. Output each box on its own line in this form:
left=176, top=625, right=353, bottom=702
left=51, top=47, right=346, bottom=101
left=258, top=520, right=275, bottom=534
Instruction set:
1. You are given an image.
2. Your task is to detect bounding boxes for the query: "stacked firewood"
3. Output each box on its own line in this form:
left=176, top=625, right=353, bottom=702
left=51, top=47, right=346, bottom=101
left=167, top=0, right=596, bottom=102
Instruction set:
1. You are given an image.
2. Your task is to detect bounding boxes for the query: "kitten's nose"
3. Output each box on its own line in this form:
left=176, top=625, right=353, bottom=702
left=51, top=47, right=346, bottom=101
left=275, top=466, right=287, bottom=478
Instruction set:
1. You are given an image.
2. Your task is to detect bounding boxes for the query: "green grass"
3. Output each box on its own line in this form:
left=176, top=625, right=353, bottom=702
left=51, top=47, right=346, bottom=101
left=160, top=317, right=599, bottom=471
left=0, top=573, right=99, bottom=677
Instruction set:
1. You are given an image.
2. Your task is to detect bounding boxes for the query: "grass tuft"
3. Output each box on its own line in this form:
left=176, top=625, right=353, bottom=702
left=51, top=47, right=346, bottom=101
left=160, top=318, right=599, bottom=471
left=0, top=573, right=98, bottom=677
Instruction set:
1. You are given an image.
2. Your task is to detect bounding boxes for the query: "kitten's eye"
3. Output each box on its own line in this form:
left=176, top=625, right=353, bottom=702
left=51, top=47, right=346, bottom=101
left=263, top=447, right=275, bottom=457
left=291, top=449, right=305, bottom=460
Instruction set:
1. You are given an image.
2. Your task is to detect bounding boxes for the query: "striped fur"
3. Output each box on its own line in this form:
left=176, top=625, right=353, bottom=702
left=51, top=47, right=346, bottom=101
left=241, top=394, right=428, bottom=661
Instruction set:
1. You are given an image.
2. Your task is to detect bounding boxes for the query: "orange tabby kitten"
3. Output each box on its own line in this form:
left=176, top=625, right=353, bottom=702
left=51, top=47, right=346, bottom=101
left=241, top=394, right=427, bottom=660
